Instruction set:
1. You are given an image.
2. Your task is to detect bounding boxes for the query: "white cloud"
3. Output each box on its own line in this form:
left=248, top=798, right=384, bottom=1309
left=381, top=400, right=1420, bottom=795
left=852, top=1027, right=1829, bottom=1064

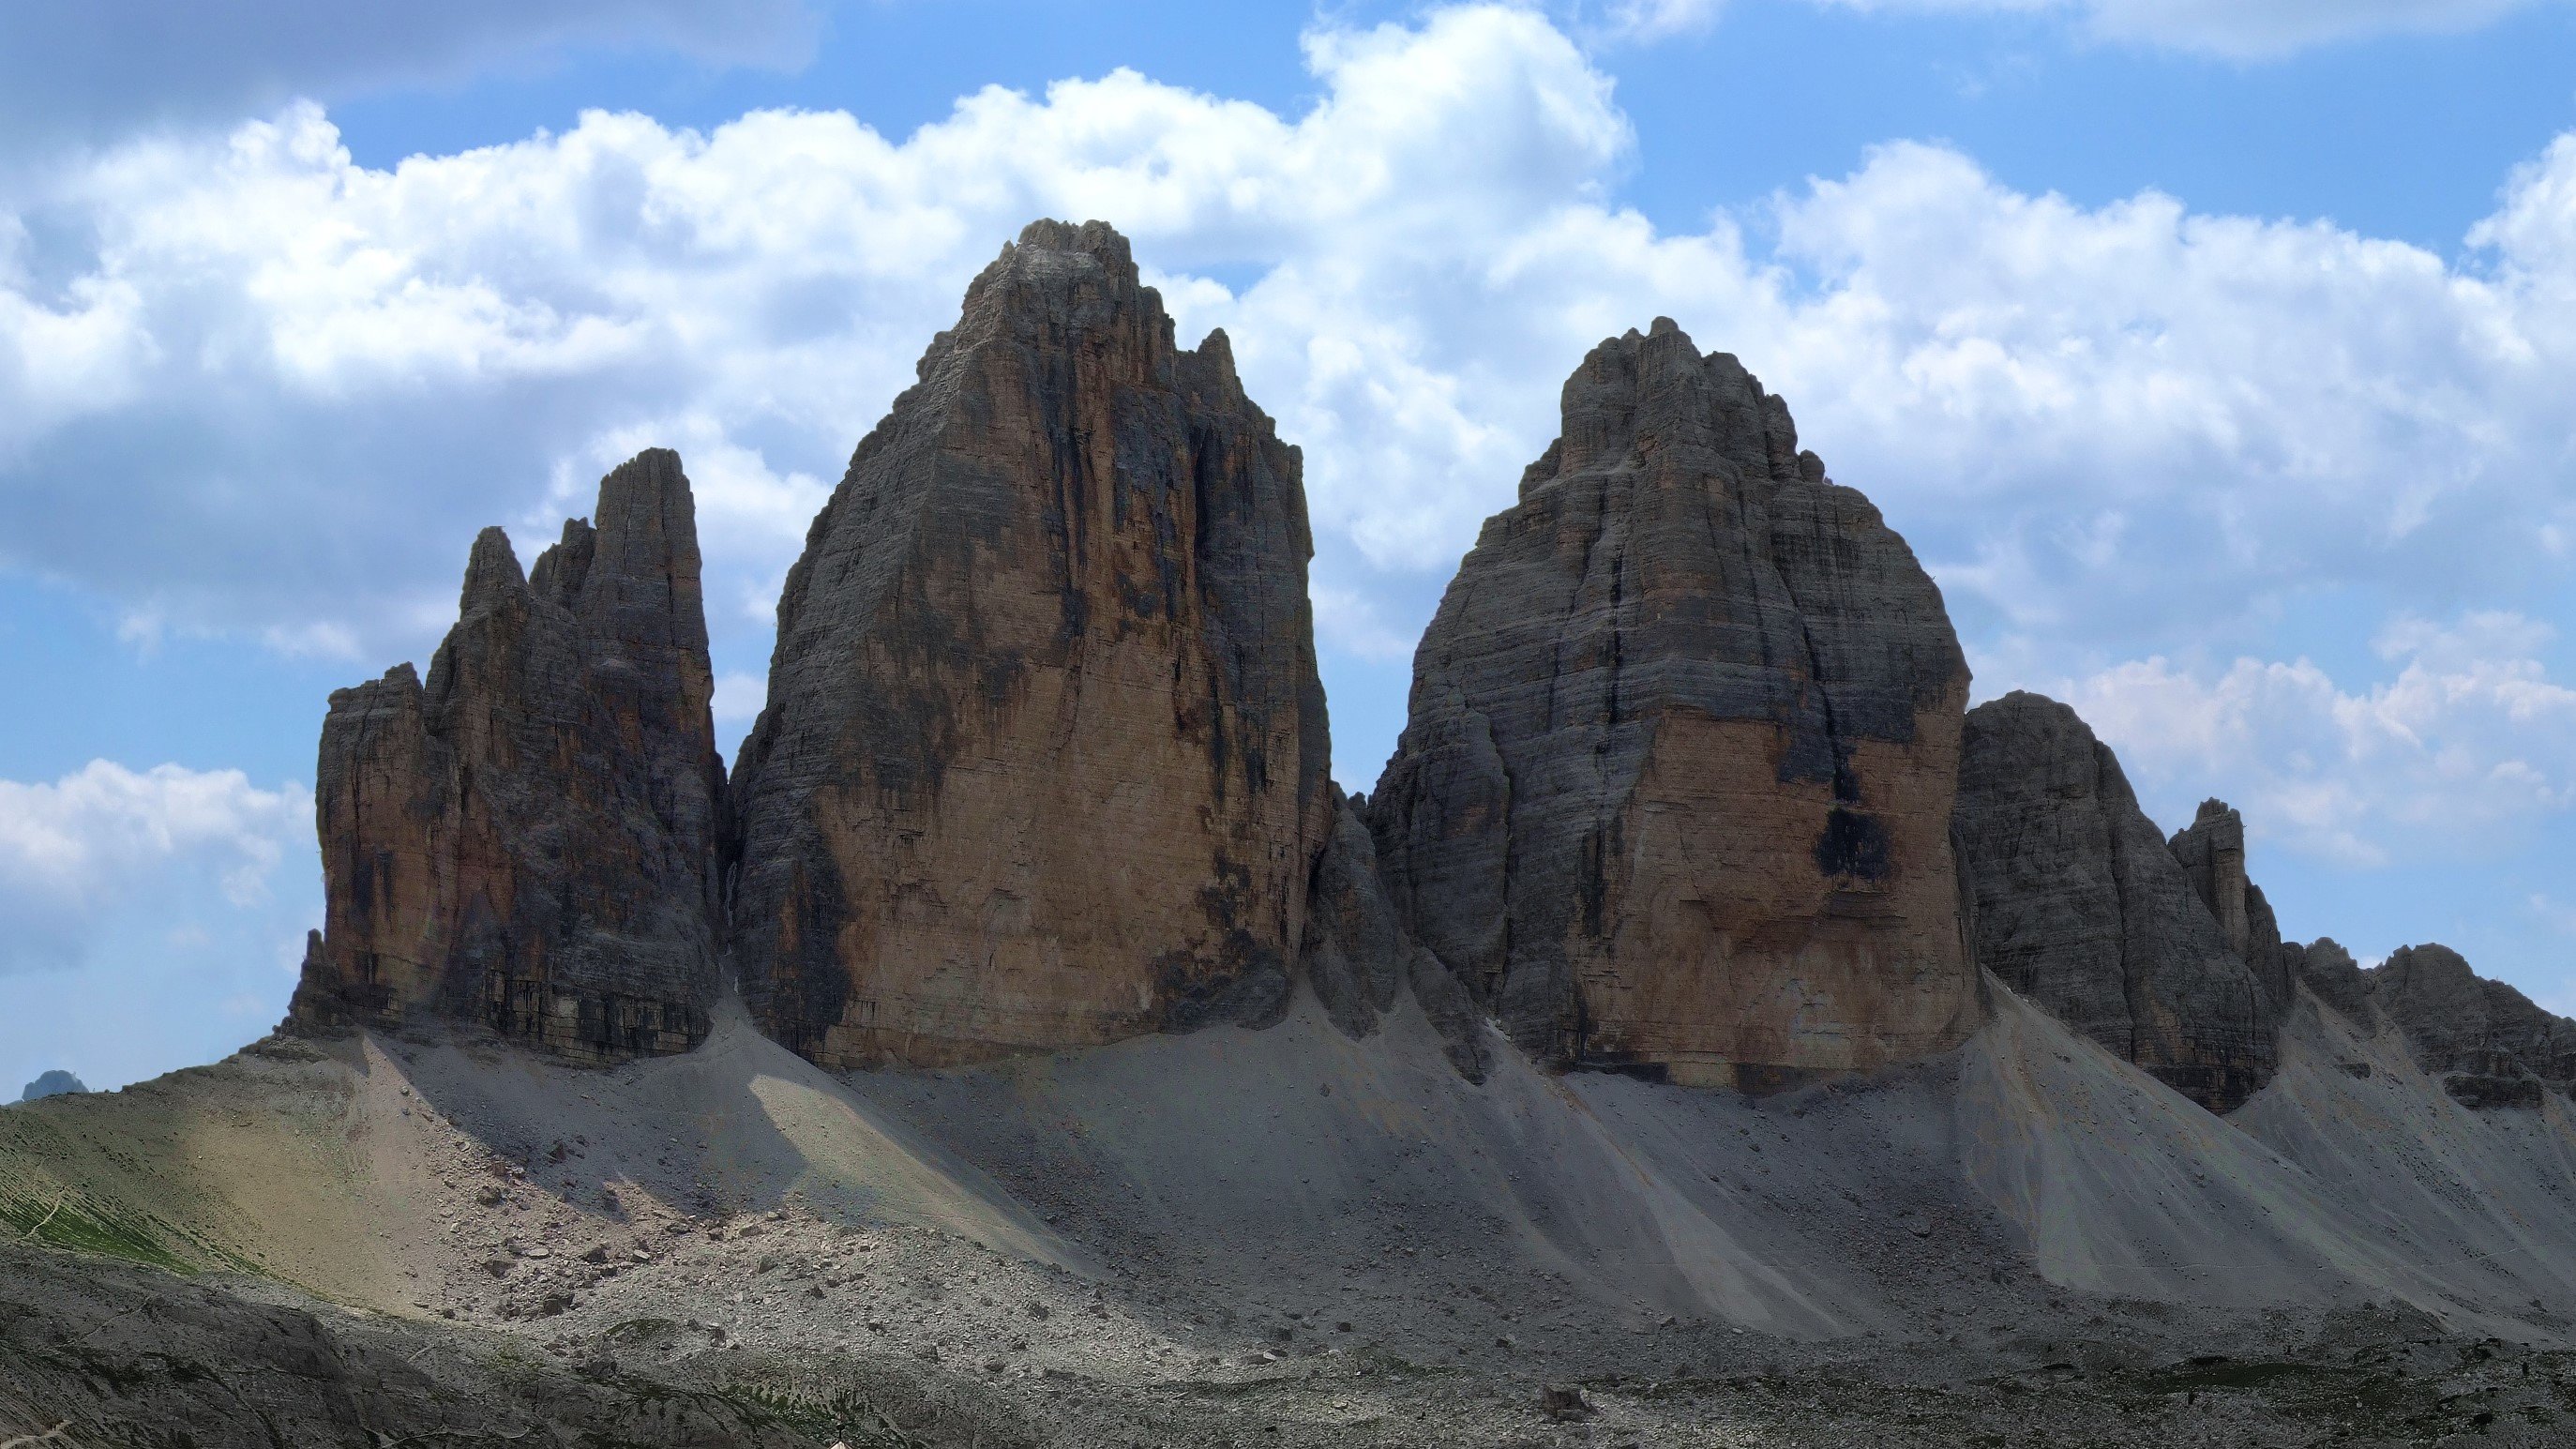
left=0, top=762, right=310, bottom=972
left=4, top=2, right=2576, bottom=789
left=713, top=671, right=768, bottom=724
left=2042, top=612, right=2576, bottom=867
left=1773, top=0, right=2539, bottom=57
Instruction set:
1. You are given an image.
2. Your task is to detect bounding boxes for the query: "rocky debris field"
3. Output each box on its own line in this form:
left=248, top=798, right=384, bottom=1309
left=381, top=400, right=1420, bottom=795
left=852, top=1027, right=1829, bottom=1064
left=11, top=943, right=2576, bottom=1447
left=11, top=1230, right=2576, bottom=1448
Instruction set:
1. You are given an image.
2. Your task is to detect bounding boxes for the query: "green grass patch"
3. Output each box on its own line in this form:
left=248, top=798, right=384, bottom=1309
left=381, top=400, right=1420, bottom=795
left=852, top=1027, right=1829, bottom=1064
left=0, top=1184, right=197, bottom=1272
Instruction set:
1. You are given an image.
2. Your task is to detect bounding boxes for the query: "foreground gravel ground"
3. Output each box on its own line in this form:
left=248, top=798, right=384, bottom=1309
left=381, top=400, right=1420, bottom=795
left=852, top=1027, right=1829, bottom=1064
left=11, top=996, right=2576, bottom=1446
left=8, top=1233, right=2576, bottom=1447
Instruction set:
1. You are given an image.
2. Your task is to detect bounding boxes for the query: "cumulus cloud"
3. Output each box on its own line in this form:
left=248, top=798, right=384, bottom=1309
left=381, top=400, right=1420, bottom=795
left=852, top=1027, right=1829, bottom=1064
left=2041, top=613, right=2576, bottom=867
left=6, top=2, right=2576, bottom=849
left=0, top=762, right=310, bottom=973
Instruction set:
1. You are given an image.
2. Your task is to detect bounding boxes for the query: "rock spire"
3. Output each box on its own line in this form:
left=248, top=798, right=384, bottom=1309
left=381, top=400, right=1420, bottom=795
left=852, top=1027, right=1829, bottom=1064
left=284, top=449, right=727, bottom=1062
left=726, top=219, right=1334, bottom=1069
left=1366, top=319, right=1981, bottom=1086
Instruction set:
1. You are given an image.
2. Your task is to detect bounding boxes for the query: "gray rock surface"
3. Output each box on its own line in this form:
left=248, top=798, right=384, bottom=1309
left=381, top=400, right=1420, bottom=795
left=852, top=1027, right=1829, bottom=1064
left=1367, top=319, right=1981, bottom=1086
left=727, top=219, right=1333, bottom=1070
left=2168, top=799, right=2291, bottom=1010
left=283, top=449, right=726, bottom=1063
left=1300, top=788, right=1490, bottom=1079
left=2283, top=938, right=2373, bottom=1027
left=2293, top=941, right=2576, bottom=1108
left=16, top=1069, right=84, bottom=1102
left=1952, top=691, right=2277, bottom=1111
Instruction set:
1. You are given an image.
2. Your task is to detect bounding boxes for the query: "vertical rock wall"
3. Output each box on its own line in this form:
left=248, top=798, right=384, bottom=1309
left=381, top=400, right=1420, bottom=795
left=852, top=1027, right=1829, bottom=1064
left=1367, top=319, right=1981, bottom=1087
left=284, top=450, right=727, bottom=1062
left=726, top=220, right=1333, bottom=1070
left=1951, top=692, right=2277, bottom=1111
left=2168, top=799, right=2291, bottom=1011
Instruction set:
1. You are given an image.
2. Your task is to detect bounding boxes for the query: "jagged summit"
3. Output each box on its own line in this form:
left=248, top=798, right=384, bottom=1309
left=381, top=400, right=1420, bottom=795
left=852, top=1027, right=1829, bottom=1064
left=284, top=447, right=726, bottom=1064
left=726, top=218, right=1334, bottom=1070
left=1367, top=318, right=1981, bottom=1086
left=1951, top=691, right=2280, bottom=1110
left=2295, top=940, right=2576, bottom=1108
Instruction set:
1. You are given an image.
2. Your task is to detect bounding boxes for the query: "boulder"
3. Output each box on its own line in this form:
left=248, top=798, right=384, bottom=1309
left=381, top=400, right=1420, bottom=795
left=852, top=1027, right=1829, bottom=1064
left=726, top=220, right=1333, bottom=1069
left=1366, top=319, right=1981, bottom=1086
left=1951, top=692, right=2276, bottom=1111
left=283, top=450, right=726, bottom=1062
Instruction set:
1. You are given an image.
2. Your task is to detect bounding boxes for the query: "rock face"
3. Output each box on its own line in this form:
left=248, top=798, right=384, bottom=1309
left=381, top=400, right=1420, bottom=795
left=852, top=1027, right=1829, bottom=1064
left=1952, top=692, right=2277, bottom=1111
left=2168, top=799, right=2290, bottom=1011
left=1302, top=789, right=1491, bottom=1080
left=1366, top=319, right=1981, bottom=1087
left=727, top=220, right=1333, bottom=1071
left=284, top=450, right=726, bottom=1063
left=2294, top=943, right=2576, bottom=1109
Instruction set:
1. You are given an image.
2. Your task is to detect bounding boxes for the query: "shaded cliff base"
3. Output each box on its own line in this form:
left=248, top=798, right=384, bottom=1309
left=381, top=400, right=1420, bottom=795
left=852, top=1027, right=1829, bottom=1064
left=14, top=981, right=2576, bottom=1446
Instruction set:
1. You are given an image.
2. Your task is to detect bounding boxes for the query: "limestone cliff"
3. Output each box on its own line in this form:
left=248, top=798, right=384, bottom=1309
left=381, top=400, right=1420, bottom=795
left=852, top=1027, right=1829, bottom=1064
left=1365, top=319, right=1981, bottom=1087
left=1302, top=789, right=1491, bottom=1080
left=2293, top=942, right=2576, bottom=1109
left=2168, top=799, right=2291, bottom=1011
left=1951, top=692, right=2277, bottom=1111
left=727, top=219, right=1333, bottom=1070
left=284, top=449, right=727, bottom=1062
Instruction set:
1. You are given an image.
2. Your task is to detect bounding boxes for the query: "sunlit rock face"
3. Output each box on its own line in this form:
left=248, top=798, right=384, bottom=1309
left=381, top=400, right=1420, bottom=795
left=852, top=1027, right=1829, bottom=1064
left=285, top=449, right=727, bottom=1063
left=1367, top=319, right=1981, bottom=1088
left=727, top=220, right=1333, bottom=1071
left=1952, top=692, right=2278, bottom=1112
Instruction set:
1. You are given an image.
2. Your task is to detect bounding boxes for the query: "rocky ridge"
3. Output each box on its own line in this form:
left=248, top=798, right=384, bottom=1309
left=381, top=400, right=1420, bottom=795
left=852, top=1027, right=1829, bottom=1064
left=1366, top=318, right=1980, bottom=1087
left=284, top=449, right=727, bottom=1063
left=2293, top=941, right=2576, bottom=1109
left=258, top=216, right=2576, bottom=1128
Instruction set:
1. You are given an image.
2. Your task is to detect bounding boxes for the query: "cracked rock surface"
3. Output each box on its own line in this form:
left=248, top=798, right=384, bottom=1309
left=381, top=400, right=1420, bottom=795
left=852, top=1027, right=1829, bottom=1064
left=1366, top=318, right=1980, bottom=1086
left=728, top=219, right=1333, bottom=1071
left=284, top=448, right=727, bottom=1064
left=1951, top=691, right=2277, bottom=1111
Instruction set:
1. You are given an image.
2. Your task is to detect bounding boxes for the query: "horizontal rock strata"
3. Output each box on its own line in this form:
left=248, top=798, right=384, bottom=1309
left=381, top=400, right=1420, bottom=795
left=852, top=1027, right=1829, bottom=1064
left=1952, top=692, right=2276, bottom=1111
left=727, top=219, right=1333, bottom=1070
left=284, top=449, right=726, bottom=1062
left=1367, top=318, right=1981, bottom=1087
left=2295, top=942, right=2576, bottom=1109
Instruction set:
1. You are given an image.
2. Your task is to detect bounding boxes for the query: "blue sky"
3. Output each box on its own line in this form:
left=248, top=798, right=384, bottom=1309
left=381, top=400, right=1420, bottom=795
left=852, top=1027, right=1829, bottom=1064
left=6, top=0, right=2576, bottom=1093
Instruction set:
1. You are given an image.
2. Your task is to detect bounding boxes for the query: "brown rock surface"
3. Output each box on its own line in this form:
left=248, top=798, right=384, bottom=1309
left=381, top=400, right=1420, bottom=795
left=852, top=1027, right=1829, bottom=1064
left=726, top=219, right=1333, bottom=1070
left=1365, top=319, right=1980, bottom=1086
left=1951, top=692, right=2277, bottom=1111
left=284, top=449, right=726, bottom=1062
